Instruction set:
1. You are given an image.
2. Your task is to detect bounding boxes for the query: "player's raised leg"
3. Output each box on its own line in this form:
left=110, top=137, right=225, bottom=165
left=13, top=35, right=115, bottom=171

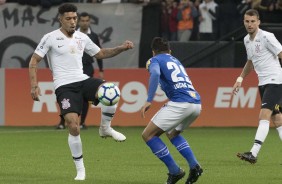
left=99, top=104, right=126, bottom=142
left=65, top=113, right=86, bottom=180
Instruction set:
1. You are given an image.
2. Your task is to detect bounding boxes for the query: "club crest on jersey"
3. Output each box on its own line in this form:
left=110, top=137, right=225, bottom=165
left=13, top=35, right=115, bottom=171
left=255, top=44, right=260, bottom=53
left=61, top=98, right=71, bottom=109
left=76, top=40, right=83, bottom=51
left=189, top=91, right=197, bottom=98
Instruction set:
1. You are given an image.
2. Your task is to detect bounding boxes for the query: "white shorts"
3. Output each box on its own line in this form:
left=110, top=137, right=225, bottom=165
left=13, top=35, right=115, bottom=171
left=151, top=101, right=201, bottom=132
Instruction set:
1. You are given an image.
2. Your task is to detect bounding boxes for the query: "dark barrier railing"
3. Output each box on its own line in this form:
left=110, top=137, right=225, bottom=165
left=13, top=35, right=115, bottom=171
left=178, top=23, right=282, bottom=68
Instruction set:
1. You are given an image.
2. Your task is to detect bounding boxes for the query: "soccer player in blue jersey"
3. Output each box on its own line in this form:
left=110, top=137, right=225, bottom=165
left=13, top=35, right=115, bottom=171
left=141, top=37, right=203, bottom=184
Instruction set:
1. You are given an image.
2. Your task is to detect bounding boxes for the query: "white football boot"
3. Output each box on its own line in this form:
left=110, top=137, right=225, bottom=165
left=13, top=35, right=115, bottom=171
left=99, top=127, right=126, bottom=142
left=74, top=167, right=85, bottom=181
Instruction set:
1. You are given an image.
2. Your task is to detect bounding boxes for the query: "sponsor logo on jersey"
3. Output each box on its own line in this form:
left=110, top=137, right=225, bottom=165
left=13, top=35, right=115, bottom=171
left=174, top=82, right=188, bottom=89
left=56, top=37, right=64, bottom=40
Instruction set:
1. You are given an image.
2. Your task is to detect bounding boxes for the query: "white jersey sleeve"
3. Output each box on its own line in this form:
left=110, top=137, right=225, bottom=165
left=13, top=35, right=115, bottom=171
left=263, top=32, right=282, bottom=56
left=35, top=33, right=52, bottom=58
left=84, top=35, right=100, bottom=57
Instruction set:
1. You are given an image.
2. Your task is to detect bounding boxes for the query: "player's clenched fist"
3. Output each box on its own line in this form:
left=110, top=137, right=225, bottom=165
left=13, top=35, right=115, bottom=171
left=122, top=40, right=134, bottom=50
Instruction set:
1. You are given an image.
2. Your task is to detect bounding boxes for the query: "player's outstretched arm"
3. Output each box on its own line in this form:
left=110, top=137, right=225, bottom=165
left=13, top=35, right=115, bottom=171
left=29, top=53, right=42, bottom=101
left=232, top=60, right=253, bottom=95
left=232, top=79, right=242, bottom=95
left=141, top=102, right=151, bottom=119
left=141, top=63, right=160, bottom=118
left=94, top=40, right=134, bottom=59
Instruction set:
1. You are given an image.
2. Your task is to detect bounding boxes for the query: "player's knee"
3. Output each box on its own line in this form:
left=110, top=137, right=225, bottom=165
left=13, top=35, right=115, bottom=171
left=142, top=130, right=152, bottom=142
left=65, top=117, right=80, bottom=135
left=141, top=131, right=147, bottom=142
left=68, top=123, right=80, bottom=136
left=272, top=113, right=282, bottom=127
left=259, top=108, right=273, bottom=120
left=166, top=130, right=180, bottom=140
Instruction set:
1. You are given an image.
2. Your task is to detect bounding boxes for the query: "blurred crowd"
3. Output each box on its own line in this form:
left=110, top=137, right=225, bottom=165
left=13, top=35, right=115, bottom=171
left=160, top=0, right=282, bottom=42
left=1, top=0, right=116, bottom=6
left=1, top=0, right=281, bottom=41
left=0, top=0, right=143, bottom=7
left=0, top=0, right=159, bottom=6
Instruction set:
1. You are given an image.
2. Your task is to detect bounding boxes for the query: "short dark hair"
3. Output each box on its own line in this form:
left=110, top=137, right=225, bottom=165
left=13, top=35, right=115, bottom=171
left=245, top=9, right=260, bottom=19
left=151, top=37, right=170, bottom=53
left=58, top=3, right=77, bottom=15
left=80, top=12, right=89, bottom=17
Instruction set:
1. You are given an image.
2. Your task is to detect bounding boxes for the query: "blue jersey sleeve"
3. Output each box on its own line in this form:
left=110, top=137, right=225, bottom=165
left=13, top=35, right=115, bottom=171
left=147, top=62, right=160, bottom=102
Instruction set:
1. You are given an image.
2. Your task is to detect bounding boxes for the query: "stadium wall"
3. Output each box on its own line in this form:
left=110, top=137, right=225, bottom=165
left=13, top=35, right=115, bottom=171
left=0, top=69, right=4, bottom=125
left=0, top=3, right=251, bottom=69
left=3, top=68, right=261, bottom=127
left=0, top=3, right=142, bottom=69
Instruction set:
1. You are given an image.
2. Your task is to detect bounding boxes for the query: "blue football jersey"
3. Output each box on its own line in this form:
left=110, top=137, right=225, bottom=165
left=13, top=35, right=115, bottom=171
left=146, top=53, right=201, bottom=104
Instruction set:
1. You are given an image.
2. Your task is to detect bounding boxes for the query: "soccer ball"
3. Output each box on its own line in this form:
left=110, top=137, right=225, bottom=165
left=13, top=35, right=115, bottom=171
left=98, top=82, right=120, bottom=106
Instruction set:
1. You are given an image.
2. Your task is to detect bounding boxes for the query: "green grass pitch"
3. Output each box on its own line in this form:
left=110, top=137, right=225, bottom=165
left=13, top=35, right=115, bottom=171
left=0, top=127, right=281, bottom=184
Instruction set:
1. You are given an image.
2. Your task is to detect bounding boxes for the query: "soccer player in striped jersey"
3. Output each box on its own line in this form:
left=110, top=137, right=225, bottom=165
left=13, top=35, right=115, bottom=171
left=141, top=37, right=203, bottom=184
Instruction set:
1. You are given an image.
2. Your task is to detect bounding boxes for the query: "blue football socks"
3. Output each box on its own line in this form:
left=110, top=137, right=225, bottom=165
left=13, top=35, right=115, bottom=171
left=146, top=136, right=180, bottom=174
left=170, top=135, right=198, bottom=168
